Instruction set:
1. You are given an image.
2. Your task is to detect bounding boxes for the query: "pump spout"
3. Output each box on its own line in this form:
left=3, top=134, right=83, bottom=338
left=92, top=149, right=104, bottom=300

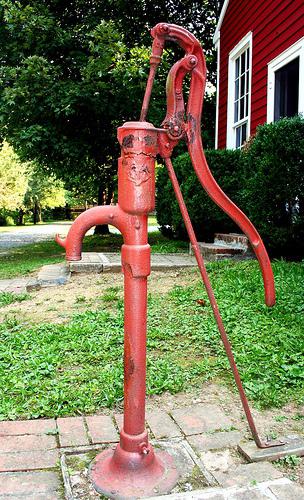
left=55, top=205, right=130, bottom=261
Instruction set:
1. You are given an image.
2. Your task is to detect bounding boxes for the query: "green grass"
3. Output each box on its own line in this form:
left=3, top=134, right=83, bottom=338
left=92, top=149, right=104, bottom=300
left=0, top=260, right=303, bottom=419
left=0, top=241, right=66, bottom=279
left=0, top=232, right=188, bottom=279
left=0, top=292, right=30, bottom=307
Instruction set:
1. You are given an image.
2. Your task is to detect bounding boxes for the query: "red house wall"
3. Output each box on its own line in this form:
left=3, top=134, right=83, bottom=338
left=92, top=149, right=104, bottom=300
left=217, top=0, right=304, bottom=149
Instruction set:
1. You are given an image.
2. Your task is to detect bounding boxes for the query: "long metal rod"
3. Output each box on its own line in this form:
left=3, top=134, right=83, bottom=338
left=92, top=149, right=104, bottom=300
left=140, top=64, right=157, bottom=122
left=164, top=157, right=268, bottom=448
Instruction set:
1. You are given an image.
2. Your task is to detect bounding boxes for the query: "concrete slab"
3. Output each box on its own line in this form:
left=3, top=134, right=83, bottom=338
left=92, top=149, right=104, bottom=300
left=238, top=434, right=304, bottom=462
left=213, top=462, right=283, bottom=488
left=147, top=411, right=182, bottom=439
left=268, top=481, right=304, bottom=499
left=69, top=252, right=197, bottom=274
left=171, top=405, right=233, bottom=436
left=38, top=263, right=71, bottom=286
left=188, top=431, right=242, bottom=453
left=0, top=471, right=61, bottom=497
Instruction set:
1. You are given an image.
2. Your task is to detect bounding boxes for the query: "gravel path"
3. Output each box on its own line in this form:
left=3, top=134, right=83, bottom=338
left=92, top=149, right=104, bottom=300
left=0, top=223, right=75, bottom=251
left=0, top=222, right=159, bottom=252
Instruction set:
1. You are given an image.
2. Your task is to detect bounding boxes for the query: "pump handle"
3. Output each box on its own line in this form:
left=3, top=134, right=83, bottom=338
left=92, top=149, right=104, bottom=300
left=150, top=23, right=275, bottom=307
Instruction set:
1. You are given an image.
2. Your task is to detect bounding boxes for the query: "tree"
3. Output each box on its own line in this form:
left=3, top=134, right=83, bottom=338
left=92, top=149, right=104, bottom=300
left=23, top=167, right=66, bottom=224
left=0, top=1, right=223, bottom=232
left=0, top=141, right=28, bottom=211
left=101, top=0, right=224, bottom=84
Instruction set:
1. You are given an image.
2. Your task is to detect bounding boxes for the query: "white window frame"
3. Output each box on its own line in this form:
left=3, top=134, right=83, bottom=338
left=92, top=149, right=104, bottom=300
left=267, top=37, right=304, bottom=123
left=226, top=32, right=252, bottom=149
left=215, top=35, right=220, bottom=149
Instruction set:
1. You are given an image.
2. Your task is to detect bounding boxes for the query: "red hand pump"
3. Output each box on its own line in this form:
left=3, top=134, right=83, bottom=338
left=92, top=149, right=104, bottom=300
left=56, top=23, right=279, bottom=499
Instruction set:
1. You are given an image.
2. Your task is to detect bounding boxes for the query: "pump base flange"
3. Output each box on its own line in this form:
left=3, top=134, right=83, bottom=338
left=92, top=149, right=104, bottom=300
left=90, top=444, right=179, bottom=499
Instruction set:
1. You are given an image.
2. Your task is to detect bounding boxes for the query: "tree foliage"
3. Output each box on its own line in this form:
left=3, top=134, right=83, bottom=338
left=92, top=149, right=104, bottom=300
left=0, top=0, right=223, bottom=207
left=23, top=166, right=66, bottom=223
left=0, top=141, right=28, bottom=210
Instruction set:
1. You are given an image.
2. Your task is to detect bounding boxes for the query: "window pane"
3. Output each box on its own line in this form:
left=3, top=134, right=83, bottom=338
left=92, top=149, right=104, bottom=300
left=274, top=57, right=299, bottom=121
left=245, top=95, right=248, bottom=117
left=235, top=123, right=248, bottom=148
left=246, top=48, right=250, bottom=70
left=241, top=52, right=246, bottom=74
left=241, top=123, right=247, bottom=143
left=235, top=78, right=239, bottom=101
left=236, top=126, right=241, bottom=148
left=235, top=58, right=240, bottom=78
left=234, top=100, right=239, bottom=122
left=240, top=97, right=245, bottom=119
left=240, top=74, right=245, bottom=97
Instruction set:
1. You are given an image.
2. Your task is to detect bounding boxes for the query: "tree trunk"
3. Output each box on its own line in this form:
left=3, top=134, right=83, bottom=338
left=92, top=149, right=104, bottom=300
left=65, top=203, right=72, bottom=220
left=94, top=183, right=110, bottom=235
left=33, top=202, right=41, bottom=224
left=17, top=209, right=25, bottom=226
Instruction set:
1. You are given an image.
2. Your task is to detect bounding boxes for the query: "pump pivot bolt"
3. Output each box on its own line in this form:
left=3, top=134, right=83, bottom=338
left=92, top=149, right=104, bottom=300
left=139, top=442, right=150, bottom=455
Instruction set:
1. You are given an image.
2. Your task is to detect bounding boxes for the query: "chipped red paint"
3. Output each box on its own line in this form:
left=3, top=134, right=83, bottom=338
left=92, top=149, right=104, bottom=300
left=56, top=22, right=279, bottom=498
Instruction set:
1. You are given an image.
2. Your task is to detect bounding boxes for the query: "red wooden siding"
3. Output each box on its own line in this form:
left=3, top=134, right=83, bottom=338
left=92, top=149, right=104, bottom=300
left=217, top=0, right=304, bottom=149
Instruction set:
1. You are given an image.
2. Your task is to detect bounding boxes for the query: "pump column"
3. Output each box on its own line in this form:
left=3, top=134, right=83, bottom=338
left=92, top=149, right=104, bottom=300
left=117, top=121, right=157, bottom=450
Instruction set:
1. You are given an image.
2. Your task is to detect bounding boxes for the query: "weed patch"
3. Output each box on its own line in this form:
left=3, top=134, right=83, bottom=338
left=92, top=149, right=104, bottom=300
left=0, top=292, right=30, bottom=307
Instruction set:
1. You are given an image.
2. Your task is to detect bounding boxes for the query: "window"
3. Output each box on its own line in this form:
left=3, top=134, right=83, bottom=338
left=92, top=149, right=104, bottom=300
left=267, top=37, right=304, bottom=123
left=234, top=47, right=250, bottom=147
left=274, top=57, right=299, bottom=120
left=227, top=32, right=252, bottom=149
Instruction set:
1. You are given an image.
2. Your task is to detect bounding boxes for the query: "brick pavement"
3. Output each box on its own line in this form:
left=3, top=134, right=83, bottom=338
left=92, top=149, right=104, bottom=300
left=0, top=404, right=303, bottom=498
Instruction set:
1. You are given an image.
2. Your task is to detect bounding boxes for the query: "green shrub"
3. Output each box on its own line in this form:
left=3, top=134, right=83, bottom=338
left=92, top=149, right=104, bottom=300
left=156, top=116, right=304, bottom=257
left=0, top=210, right=15, bottom=226
left=156, top=149, right=243, bottom=241
left=241, top=116, right=304, bottom=257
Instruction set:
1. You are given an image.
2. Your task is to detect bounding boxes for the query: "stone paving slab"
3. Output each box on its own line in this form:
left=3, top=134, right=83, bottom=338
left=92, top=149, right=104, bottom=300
left=0, top=434, right=57, bottom=452
left=171, top=405, right=233, bottom=435
left=0, top=449, right=59, bottom=472
left=147, top=411, right=182, bottom=439
left=238, top=434, right=304, bottom=462
left=114, top=413, right=124, bottom=431
left=213, top=462, right=283, bottom=488
left=0, top=277, right=40, bottom=294
left=0, top=418, right=56, bottom=435
left=268, top=480, right=304, bottom=499
left=38, top=263, right=71, bottom=287
left=86, top=415, right=119, bottom=444
left=188, top=431, right=242, bottom=453
left=57, top=417, right=89, bottom=447
left=0, top=470, right=61, bottom=497
left=69, top=252, right=197, bottom=273
left=150, top=478, right=303, bottom=500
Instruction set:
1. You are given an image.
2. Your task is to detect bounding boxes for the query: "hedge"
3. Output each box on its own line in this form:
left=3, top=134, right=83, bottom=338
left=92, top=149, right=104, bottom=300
left=156, top=148, right=243, bottom=242
left=241, top=116, right=304, bottom=257
left=156, top=116, right=304, bottom=258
